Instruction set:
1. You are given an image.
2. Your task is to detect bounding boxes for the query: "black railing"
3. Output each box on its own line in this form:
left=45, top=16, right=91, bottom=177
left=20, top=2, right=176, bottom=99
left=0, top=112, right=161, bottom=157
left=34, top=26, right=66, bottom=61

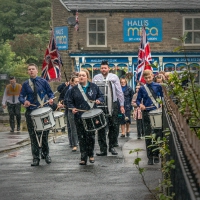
left=162, top=88, right=200, bottom=200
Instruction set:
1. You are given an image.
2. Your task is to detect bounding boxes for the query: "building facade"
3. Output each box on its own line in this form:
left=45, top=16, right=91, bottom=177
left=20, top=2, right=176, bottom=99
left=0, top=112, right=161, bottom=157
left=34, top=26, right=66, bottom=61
left=52, top=0, right=200, bottom=88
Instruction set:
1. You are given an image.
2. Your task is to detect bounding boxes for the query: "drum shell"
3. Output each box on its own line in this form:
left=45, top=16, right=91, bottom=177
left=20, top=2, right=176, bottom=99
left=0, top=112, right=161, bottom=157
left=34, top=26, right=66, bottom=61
left=53, top=111, right=66, bottom=130
left=149, top=109, right=162, bottom=129
left=95, top=81, right=113, bottom=116
left=81, top=109, right=107, bottom=132
left=30, top=107, right=55, bottom=131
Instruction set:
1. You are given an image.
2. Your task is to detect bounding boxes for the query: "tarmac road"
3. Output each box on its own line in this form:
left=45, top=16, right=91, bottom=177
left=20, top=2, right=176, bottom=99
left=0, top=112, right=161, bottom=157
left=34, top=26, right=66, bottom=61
left=0, top=122, right=161, bottom=200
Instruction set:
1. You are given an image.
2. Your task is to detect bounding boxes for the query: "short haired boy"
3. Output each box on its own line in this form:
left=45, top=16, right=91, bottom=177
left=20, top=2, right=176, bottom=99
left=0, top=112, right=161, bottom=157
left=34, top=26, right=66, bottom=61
left=136, top=70, right=163, bottom=165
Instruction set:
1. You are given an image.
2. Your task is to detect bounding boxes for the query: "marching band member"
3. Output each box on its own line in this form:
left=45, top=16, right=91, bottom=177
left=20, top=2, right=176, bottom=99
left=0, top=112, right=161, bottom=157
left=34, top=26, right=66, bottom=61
left=136, top=69, right=163, bottom=165
left=67, top=69, right=104, bottom=165
left=19, top=63, right=55, bottom=167
left=93, top=61, right=125, bottom=156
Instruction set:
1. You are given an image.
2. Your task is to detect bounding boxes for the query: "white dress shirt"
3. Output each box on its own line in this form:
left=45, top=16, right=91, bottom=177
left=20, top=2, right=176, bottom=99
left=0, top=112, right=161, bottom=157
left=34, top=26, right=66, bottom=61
left=93, top=73, right=124, bottom=106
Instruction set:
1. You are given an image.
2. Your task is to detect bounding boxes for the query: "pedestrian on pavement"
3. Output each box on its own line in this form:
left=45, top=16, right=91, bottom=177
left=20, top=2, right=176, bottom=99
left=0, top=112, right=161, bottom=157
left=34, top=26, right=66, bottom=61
left=19, top=63, right=55, bottom=167
left=136, top=69, right=163, bottom=165
left=67, top=69, right=104, bottom=165
left=64, top=76, right=79, bottom=152
left=119, top=77, right=134, bottom=137
left=2, top=76, right=22, bottom=132
left=93, top=60, right=125, bottom=156
left=132, top=85, right=144, bottom=139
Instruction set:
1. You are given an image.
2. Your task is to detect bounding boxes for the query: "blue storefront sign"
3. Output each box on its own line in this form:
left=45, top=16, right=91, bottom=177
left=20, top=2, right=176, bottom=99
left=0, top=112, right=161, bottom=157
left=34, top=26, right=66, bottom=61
left=123, top=18, right=162, bottom=42
left=163, top=57, right=200, bottom=63
left=85, top=57, right=128, bottom=63
left=54, top=26, right=68, bottom=50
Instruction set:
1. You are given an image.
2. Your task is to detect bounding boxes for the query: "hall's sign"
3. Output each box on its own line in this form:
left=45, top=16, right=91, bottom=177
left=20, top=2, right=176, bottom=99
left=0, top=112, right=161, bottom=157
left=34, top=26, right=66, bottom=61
left=123, top=18, right=162, bottom=42
left=54, top=26, right=68, bottom=50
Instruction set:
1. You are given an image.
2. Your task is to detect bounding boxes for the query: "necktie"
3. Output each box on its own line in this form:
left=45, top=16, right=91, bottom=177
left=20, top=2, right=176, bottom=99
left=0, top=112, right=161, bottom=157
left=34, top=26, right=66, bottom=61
left=148, top=84, right=157, bottom=100
left=12, top=85, right=15, bottom=103
left=33, top=79, right=38, bottom=103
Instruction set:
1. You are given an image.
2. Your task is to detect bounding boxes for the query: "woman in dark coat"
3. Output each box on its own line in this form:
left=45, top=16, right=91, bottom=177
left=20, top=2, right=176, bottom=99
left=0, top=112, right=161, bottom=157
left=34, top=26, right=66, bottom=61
left=119, top=78, right=134, bottom=137
left=67, top=69, right=104, bottom=165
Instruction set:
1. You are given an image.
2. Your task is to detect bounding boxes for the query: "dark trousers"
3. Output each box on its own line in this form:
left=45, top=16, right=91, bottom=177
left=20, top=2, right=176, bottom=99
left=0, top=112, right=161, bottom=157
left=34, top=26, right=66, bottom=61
left=25, top=110, right=49, bottom=160
left=97, top=102, right=119, bottom=151
left=67, top=110, right=78, bottom=147
left=7, top=102, right=21, bottom=130
left=143, top=111, right=161, bottom=159
left=136, top=119, right=144, bottom=138
left=75, top=118, right=96, bottom=161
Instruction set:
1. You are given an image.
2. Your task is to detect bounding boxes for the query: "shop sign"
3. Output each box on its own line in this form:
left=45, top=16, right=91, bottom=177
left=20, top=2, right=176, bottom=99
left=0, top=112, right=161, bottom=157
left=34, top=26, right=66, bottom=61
left=123, top=18, right=162, bottom=42
left=163, top=57, right=200, bottom=63
left=85, top=57, right=128, bottom=63
left=54, top=26, right=68, bottom=50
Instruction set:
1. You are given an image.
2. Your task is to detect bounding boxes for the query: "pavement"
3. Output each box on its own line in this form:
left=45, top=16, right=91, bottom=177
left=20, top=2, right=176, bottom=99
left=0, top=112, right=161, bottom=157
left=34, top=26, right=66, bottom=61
left=0, top=118, right=162, bottom=199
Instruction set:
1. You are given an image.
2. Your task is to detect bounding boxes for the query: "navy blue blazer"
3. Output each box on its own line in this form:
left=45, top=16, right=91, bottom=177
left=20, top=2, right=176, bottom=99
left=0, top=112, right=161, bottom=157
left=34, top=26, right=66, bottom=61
left=66, top=82, right=104, bottom=118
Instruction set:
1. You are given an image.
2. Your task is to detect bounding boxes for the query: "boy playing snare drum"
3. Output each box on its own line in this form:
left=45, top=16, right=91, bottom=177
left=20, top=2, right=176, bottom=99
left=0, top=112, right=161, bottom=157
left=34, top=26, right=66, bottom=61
left=136, top=70, right=163, bottom=165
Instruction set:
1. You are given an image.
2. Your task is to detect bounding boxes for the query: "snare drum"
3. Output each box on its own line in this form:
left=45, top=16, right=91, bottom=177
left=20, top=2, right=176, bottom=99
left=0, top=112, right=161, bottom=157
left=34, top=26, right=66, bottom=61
left=30, top=107, right=55, bottom=131
left=53, top=111, right=66, bottom=130
left=94, top=80, right=113, bottom=116
left=149, top=108, right=162, bottom=129
left=81, top=109, right=107, bottom=132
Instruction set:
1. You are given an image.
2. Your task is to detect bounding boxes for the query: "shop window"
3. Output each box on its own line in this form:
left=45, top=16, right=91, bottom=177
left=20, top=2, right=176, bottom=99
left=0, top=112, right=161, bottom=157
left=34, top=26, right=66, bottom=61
left=183, top=17, right=200, bottom=45
left=87, top=18, right=107, bottom=47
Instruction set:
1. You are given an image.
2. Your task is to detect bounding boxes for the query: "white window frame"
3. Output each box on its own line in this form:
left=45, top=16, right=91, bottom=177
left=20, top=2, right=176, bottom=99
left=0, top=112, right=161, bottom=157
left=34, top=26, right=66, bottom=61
left=87, top=18, right=107, bottom=47
left=183, top=16, right=200, bottom=46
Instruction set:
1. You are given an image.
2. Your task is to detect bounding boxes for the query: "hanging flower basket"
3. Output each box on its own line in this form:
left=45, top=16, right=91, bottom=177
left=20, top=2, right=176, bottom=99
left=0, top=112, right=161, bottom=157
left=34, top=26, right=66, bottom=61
left=125, top=72, right=133, bottom=80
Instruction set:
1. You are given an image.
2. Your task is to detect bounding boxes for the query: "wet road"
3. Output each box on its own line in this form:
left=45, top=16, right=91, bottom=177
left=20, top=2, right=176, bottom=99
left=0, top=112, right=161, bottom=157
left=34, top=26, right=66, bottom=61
left=0, top=132, right=160, bottom=200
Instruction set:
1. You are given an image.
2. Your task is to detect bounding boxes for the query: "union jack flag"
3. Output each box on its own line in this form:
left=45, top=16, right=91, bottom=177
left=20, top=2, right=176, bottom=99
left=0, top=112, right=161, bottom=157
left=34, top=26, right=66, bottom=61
left=41, top=30, right=62, bottom=82
left=136, top=26, right=152, bottom=84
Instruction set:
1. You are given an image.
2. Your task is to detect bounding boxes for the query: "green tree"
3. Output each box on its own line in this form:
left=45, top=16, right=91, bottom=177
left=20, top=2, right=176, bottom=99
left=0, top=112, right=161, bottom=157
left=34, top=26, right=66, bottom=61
left=10, top=33, right=49, bottom=66
left=0, top=0, right=51, bottom=41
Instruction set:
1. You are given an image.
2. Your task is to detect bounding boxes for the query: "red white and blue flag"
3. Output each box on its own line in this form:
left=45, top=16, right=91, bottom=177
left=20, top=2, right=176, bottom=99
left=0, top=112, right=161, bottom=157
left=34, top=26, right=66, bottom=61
left=42, top=30, right=62, bottom=82
left=136, top=26, right=152, bottom=84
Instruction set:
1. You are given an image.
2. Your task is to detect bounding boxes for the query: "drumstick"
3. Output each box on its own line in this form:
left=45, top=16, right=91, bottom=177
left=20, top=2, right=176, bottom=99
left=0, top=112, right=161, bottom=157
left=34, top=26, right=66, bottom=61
left=38, top=97, right=57, bottom=108
left=68, top=108, right=88, bottom=112
left=145, top=106, right=155, bottom=109
left=30, top=104, right=37, bottom=106
left=55, top=101, right=61, bottom=111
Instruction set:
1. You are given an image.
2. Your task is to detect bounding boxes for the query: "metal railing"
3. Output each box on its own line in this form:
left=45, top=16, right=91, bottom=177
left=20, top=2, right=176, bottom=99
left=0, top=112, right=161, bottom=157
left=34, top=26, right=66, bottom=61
left=162, top=87, right=200, bottom=200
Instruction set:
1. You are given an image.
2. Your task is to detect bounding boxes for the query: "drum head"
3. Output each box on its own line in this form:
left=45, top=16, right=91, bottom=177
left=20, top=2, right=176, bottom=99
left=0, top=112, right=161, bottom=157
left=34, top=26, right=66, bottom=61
left=53, top=111, right=64, bottom=118
left=82, top=109, right=103, bottom=119
left=31, top=107, right=52, bottom=116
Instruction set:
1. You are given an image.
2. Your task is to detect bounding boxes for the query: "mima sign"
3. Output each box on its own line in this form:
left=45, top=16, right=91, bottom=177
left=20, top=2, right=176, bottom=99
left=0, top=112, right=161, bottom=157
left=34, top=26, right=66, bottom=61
left=123, top=18, right=162, bottom=42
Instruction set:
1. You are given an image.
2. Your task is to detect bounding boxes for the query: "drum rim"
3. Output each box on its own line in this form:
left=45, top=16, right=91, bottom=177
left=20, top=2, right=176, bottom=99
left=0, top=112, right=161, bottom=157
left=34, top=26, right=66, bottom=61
left=53, top=111, right=65, bottom=118
left=30, top=107, right=52, bottom=116
left=81, top=109, right=103, bottom=118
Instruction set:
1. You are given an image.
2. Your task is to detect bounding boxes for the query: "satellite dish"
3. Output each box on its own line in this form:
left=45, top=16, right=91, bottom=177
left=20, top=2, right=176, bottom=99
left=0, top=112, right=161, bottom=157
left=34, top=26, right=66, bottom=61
left=67, top=16, right=76, bottom=25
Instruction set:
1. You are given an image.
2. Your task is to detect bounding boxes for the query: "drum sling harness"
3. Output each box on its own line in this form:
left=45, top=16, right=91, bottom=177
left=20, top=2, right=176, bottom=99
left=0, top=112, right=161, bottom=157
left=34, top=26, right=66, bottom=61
left=144, top=85, right=159, bottom=109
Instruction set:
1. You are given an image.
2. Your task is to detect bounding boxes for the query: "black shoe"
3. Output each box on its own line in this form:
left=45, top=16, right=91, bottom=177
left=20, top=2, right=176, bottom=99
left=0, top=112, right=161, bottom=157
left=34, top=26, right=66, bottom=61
left=137, top=137, right=141, bottom=139
left=89, top=157, right=95, bottom=163
left=120, top=134, right=125, bottom=137
left=96, top=152, right=107, bottom=156
left=10, top=129, right=14, bottom=133
left=126, top=132, right=130, bottom=137
left=154, top=157, right=160, bottom=163
left=31, top=159, right=40, bottom=166
left=109, top=148, right=118, bottom=155
left=45, top=155, right=51, bottom=164
left=79, top=160, right=87, bottom=165
left=17, top=127, right=20, bottom=131
left=148, top=158, right=154, bottom=165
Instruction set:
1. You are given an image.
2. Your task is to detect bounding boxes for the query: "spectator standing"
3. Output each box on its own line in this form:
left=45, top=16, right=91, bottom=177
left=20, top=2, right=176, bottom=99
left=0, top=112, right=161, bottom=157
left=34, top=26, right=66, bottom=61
left=2, top=76, right=22, bottom=132
left=119, top=77, right=134, bottom=137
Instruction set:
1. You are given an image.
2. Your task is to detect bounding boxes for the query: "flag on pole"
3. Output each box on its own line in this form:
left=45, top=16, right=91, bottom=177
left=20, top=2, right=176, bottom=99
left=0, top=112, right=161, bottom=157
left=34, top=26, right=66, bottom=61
left=41, top=30, right=62, bottom=82
left=136, top=26, right=152, bottom=84
left=75, top=10, right=79, bottom=31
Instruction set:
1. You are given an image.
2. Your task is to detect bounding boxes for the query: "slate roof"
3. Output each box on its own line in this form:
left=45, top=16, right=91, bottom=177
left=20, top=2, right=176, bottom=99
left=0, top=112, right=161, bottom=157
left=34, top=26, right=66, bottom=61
left=62, top=0, right=200, bottom=11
